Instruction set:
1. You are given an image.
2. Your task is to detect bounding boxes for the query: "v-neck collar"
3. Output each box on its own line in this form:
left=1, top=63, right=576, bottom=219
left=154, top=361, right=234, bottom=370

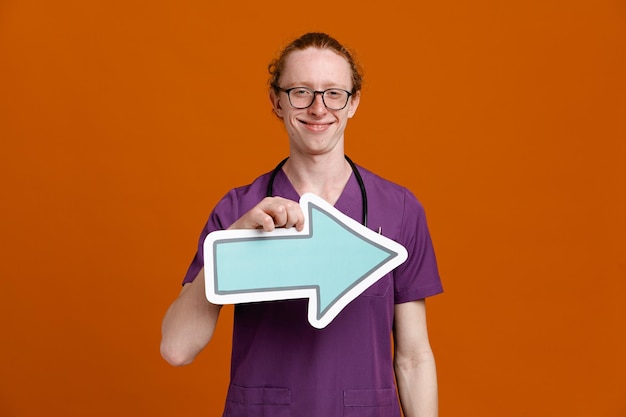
left=271, top=168, right=362, bottom=221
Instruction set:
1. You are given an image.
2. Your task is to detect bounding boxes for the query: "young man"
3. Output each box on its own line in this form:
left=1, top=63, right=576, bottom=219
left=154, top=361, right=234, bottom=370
left=161, top=32, right=443, bottom=417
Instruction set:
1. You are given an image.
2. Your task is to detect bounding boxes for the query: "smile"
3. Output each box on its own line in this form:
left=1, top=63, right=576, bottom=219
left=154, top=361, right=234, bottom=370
left=299, top=120, right=334, bottom=131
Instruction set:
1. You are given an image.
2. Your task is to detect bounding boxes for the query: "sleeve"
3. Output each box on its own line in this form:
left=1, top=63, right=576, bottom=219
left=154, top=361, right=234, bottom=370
left=181, top=189, right=242, bottom=285
left=393, top=189, right=443, bottom=303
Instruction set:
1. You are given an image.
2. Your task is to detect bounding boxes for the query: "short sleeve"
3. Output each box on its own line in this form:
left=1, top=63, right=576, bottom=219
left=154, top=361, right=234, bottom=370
left=393, top=189, right=443, bottom=303
left=181, top=189, right=242, bottom=285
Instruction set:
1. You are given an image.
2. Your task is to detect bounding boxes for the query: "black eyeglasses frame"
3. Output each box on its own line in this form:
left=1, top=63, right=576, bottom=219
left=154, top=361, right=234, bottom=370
left=277, top=87, right=353, bottom=110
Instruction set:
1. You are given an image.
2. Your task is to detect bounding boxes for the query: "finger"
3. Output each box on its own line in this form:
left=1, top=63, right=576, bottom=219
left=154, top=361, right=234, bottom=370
left=258, top=212, right=277, bottom=232
left=283, top=201, right=305, bottom=231
left=264, top=198, right=300, bottom=230
left=267, top=203, right=288, bottom=229
left=228, top=206, right=276, bottom=231
left=258, top=198, right=294, bottom=230
left=232, top=197, right=301, bottom=232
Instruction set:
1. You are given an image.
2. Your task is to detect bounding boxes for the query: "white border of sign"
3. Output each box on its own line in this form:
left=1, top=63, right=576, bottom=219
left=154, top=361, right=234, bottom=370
left=203, top=193, right=408, bottom=328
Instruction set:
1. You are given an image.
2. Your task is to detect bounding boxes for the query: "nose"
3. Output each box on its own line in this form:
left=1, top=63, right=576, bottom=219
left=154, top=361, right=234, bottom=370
left=308, top=92, right=327, bottom=115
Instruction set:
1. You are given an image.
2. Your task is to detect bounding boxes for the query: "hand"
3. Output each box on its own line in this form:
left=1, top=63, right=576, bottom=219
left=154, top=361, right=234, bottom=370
left=228, top=197, right=305, bottom=232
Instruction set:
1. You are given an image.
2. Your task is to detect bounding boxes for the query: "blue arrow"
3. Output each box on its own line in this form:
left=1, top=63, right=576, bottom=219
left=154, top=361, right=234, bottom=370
left=204, top=193, right=408, bottom=328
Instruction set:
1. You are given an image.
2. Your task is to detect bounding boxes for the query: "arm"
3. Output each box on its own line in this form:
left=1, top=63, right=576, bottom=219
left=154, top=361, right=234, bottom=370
left=160, top=196, right=304, bottom=366
left=160, top=268, right=221, bottom=366
left=393, top=299, right=438, bottom=417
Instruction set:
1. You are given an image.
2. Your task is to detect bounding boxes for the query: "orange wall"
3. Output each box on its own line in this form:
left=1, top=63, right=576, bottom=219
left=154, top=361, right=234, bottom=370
left=1, top=1, right=624, bottom=416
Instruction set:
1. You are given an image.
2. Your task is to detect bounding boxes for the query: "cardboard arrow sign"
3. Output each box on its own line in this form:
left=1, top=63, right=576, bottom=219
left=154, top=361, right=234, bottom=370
left=203, top=193, right=408, bottom=328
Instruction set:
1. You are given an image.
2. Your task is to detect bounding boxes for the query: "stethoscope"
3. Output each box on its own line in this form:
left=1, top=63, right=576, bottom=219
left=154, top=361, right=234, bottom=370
left=266, top=155, right=368, bottom=228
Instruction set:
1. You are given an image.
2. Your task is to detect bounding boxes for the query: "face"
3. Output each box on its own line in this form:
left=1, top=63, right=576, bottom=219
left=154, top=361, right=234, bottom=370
left=270, top=47, right=360, bottom=157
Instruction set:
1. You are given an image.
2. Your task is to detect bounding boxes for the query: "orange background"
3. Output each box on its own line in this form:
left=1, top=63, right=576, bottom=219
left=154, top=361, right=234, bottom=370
left=1, top=1, right=625, bottom=416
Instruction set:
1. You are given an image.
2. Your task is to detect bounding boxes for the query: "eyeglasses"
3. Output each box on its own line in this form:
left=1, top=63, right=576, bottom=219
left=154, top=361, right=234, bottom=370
left=278, top=87, right=353, bottom=110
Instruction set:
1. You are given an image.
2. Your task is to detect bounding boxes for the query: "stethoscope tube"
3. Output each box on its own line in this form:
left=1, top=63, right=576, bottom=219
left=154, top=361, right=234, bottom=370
left=266, top=155, right=368, bottom=228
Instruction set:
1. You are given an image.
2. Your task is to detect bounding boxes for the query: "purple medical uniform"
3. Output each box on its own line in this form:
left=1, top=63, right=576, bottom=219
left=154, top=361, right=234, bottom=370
left=183, top=164, right=443, bottom=417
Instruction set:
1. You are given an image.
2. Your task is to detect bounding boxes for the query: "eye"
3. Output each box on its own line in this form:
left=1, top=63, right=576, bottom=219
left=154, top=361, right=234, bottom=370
left=324, top=89, right=347, bottom=100
left=292, top=88, right=312, bottom=97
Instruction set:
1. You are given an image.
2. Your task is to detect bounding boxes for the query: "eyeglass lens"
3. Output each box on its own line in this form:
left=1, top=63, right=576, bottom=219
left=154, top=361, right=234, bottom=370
left=288, top=88, right=350, bottom=110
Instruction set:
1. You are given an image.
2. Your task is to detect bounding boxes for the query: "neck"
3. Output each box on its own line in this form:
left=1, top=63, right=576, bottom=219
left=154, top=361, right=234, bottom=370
left=283, top=152, right=352, bottom=205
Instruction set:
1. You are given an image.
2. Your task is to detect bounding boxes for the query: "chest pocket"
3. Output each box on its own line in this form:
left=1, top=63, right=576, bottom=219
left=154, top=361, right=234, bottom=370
left=361, top=274, right=392, bottom=298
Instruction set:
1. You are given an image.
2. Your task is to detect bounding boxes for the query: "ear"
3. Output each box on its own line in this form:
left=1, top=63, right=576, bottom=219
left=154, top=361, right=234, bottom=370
left=347, top=90, right=360, bottom=118
left=269, top=89, right=284, bottom=118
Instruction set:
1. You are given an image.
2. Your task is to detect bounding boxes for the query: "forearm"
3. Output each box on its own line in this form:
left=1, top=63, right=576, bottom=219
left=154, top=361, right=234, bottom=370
left=395, top=350, right=438, bottom=417
left=160, top=269, right=221, bottom=366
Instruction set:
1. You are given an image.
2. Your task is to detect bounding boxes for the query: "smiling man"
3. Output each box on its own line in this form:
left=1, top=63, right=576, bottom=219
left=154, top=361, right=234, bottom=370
left=160, top=32, right=443, bottom=417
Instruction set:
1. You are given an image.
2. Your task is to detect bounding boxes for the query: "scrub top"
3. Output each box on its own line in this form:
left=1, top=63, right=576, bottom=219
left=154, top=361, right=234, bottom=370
left=183, top=164, right=443, bottom=417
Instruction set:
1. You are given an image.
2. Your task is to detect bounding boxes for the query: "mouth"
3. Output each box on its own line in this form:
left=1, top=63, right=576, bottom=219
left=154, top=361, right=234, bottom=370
left=298, top=120, right=334, bottom=131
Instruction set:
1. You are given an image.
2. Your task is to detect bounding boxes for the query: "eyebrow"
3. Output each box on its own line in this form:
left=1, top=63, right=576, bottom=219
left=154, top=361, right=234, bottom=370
left=283, top=82, right=350, bottom=90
